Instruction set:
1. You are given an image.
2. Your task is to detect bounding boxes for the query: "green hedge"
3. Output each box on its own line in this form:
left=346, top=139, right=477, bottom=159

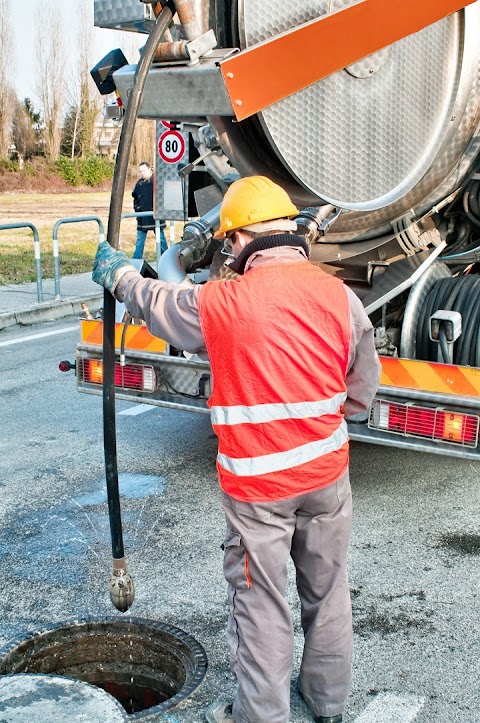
left=56, top=156, right=79, bottom=185
left=0, top=159, right=20, bottom=172
left=55, top=156, right=115, bottom=186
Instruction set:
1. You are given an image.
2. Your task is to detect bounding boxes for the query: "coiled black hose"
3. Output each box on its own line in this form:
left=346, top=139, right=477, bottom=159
left=441, top=180, right=480, bottom=263
left=415, top=274, right=480, bottom=366
left=464, top=180, right=480, bottom=228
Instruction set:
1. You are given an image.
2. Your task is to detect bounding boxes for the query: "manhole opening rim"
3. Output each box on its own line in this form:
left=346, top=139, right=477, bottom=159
left=0, top=615, right=208, bottom=719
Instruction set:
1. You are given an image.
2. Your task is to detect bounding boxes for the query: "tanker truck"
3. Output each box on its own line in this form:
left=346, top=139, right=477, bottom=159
left=76, top=0, right=480, bottom=460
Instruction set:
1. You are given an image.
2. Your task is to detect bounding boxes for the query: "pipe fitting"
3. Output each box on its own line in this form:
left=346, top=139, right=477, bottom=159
left=157, top=204, right=222, bottom=284
left=154, top=40, right=189, bottom=62
left=157, top=244, right=193, bottom=285
left=295, top=205, right=338, bottom=243
left=174, top=0, right=202, bottom=41
left=109, top=560, right=135, bottom=612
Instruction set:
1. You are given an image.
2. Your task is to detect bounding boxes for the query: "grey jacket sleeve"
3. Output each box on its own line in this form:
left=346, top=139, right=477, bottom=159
left=115, top=270, right=207, bottom=355
left=343, top=286, right=382, bottom=421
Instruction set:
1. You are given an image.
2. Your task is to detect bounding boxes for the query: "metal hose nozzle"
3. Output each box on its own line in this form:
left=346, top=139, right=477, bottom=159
left=109, top=558, right=136, bottom=613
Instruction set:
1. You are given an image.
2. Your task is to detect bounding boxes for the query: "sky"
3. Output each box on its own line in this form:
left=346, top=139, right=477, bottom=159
left=9, top=0, right=143, bottom=104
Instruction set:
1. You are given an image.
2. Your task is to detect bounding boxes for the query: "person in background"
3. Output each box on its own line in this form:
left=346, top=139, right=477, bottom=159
left=93, top=175, right=382, bottom=723
left=132, top=161, right=167, bottom=259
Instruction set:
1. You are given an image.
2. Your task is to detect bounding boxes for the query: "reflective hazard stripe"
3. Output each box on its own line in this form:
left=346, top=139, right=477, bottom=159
left=380, top=356, right=480, bottom=397
left=80, top=320, right=167, bottom=353
left=211, top=392, right=347, bottom=426
left=217, top=420, right=349, bottom=477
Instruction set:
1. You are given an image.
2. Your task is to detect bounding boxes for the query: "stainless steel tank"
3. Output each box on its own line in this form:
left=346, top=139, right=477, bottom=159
left=208, top=0, right=480, bottom=240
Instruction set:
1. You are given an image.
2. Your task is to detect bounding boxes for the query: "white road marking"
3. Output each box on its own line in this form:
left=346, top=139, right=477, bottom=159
left=119, top=404, right=156, bottom=416
left=354, top=693, right=426, bottom=723
left=0, top=325, right=78, bottom=347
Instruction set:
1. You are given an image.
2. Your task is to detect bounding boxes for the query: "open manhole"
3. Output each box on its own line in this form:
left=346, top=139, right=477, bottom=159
left=0, top=617, right=207, bottom=719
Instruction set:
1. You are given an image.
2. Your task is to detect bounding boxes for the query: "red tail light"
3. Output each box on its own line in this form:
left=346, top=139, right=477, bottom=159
left=79, top=358, right=157, bottom=393
left=59, top=360, right=75, bottom=372
left=369, top=399, right=479, bottom=448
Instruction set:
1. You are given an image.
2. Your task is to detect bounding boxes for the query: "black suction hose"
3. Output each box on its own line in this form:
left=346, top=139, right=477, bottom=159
left=415, top=275, right=480, bottom=367
left=103, top=3, right=174, bottom=612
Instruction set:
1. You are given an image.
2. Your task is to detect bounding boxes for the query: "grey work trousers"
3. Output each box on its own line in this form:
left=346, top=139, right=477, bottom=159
left=222, top=469, right=353, bottom=723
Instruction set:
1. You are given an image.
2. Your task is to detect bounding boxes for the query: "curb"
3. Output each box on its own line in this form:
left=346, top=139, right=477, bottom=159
left=0, top=293, right=103, bottom=331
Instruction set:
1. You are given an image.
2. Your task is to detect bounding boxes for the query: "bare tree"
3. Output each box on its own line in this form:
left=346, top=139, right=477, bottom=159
left=130, top=119, right=156, bottom=167
left=0, top=0, right=16, bottom=158
left=110, top=31, right=156, bottom=165
left=35, top=1, right=68, bottom=161
left=60, top=101, right=81, bottom=159
left=76, top=0, right=100, bottom=157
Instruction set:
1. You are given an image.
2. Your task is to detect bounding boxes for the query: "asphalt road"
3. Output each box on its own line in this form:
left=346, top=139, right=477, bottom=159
left=0, top=318, right=479, bottom=722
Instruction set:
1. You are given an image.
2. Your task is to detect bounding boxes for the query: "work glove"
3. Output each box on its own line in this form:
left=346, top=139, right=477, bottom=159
left=92, top=241, right=135, bottom=293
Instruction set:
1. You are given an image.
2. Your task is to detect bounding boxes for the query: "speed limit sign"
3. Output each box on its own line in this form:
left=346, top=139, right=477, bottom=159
left=158, top=130, right=186, bottom=163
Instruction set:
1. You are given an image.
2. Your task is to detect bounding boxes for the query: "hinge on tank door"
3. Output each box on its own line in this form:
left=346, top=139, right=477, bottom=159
left=392, top=193, right=460, bottom=257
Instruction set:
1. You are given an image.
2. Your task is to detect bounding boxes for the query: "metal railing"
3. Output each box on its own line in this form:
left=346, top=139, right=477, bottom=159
left=121, top=213, right=168, bottom=270
left=1, top=215, right=177, bottom=304
left=0, top=222, right=43, bottom=302
left=52, top=216, right=105, bottom=299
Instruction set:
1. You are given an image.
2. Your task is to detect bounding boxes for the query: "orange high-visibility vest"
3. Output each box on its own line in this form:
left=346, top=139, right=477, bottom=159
left=198, top=261, right=351, bottom=502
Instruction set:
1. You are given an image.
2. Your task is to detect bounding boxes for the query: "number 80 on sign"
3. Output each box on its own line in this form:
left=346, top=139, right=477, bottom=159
left=158, top=130, right=186, bottom=164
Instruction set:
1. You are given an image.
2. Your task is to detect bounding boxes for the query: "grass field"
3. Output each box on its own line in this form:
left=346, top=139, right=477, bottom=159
left=0, top=192, right=179, bottom=285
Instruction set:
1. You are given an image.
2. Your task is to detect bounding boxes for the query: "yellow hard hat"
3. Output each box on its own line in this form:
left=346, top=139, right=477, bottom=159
left=214, top=176, right=299, bottom=239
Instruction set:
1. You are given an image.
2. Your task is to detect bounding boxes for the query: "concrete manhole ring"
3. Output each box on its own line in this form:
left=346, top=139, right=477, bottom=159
left=0, top=616, right=208, bottom=719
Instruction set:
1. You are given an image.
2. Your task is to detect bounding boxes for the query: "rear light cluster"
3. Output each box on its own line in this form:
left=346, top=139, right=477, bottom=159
left=78, top=358, right=157, bottom=393
left=369, top=399, right=479, bottom=448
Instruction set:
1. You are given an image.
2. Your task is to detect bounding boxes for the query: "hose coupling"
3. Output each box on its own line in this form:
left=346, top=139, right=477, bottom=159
left=109, top=558, right=135, bottom=612
left=180, top=202, right=222, bottom=266
left=295, top=205, right=342, bottom=242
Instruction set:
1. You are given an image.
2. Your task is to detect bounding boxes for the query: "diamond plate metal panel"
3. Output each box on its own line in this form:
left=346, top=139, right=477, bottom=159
left=237, top=0, right=480, bottom=214
left=155, top=122, right=189, bottom=221
left=157, top=358, right=209, bottom=396
left=94, top=0, right=153, bottom=30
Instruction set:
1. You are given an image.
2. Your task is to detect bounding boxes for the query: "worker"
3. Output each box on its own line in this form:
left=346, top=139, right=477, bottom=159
left=132, top=161, right=167, bottom=258
left=93, top=175, right=381, bottom=723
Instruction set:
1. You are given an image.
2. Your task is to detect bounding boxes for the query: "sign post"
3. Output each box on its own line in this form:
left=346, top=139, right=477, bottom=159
left=155, top=122, right=189, bottom=221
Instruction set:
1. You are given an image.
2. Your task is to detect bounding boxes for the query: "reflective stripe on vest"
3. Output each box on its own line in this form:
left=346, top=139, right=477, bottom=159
left=211, top=391, right=347, bottom=426
left=217, top=418, right=348, bottom=477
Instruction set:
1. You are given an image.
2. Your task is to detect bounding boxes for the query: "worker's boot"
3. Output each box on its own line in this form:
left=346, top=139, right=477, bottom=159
left=205, top=699, right=234, bottom=722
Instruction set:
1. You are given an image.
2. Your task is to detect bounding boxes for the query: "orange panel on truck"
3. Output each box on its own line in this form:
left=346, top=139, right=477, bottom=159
left=380, top=357, right=480, bottom=397
left=80, top=320, right=167, bottom=353
left=221, top=0, right=475, bottom=121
